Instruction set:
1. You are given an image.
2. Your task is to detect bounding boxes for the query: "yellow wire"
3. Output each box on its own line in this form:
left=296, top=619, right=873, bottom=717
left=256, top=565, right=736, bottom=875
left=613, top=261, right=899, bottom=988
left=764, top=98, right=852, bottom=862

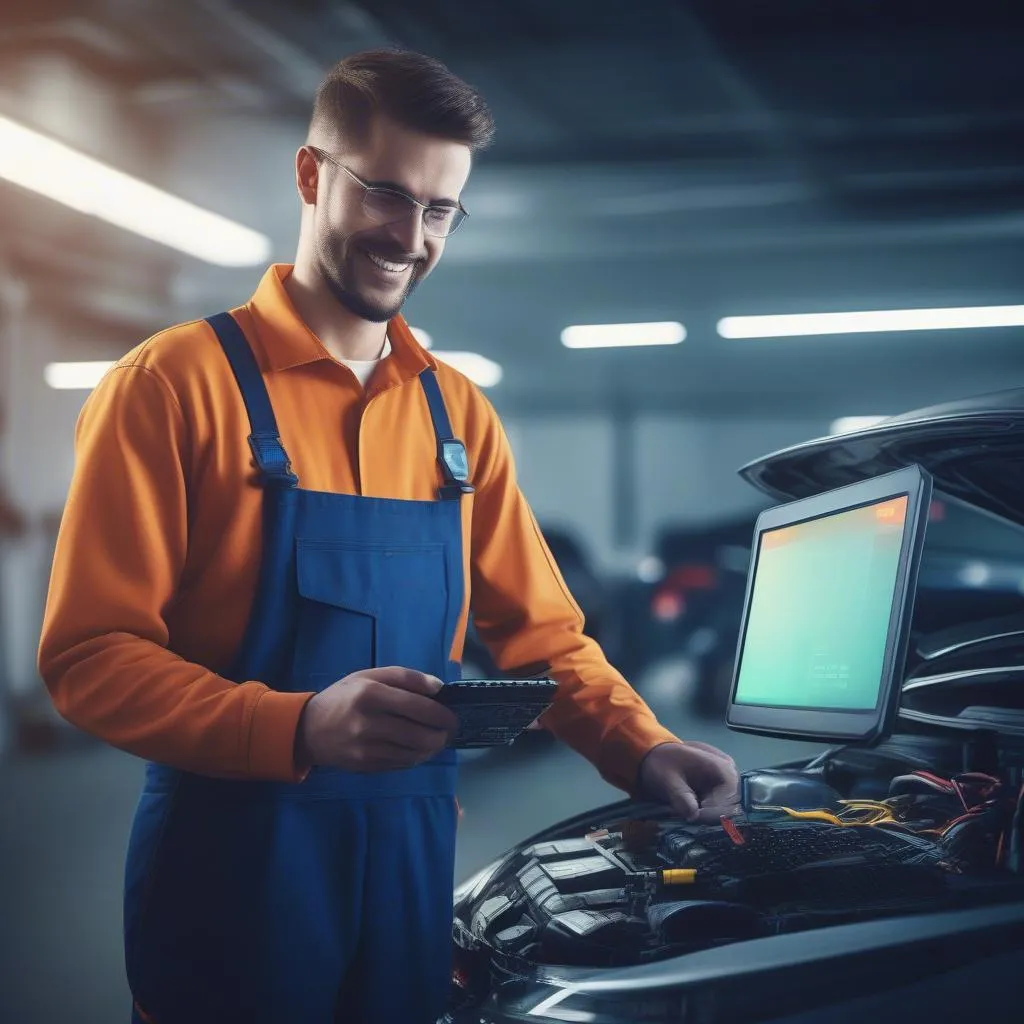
left=757, top=797, right=970, bottom=836
left=770, top=806, right=890, bottom=828
left=755, top=803, right=906, bottom=828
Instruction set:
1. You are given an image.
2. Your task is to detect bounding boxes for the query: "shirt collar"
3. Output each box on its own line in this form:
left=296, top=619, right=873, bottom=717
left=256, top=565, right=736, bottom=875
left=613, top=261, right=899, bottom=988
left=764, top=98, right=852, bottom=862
left=245, top=263, right=436, bottom=384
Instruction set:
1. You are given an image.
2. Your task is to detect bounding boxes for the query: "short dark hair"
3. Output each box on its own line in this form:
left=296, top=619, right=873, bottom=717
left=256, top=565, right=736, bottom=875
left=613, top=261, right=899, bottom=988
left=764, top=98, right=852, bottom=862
left=310, top=49, right=495, bottom=152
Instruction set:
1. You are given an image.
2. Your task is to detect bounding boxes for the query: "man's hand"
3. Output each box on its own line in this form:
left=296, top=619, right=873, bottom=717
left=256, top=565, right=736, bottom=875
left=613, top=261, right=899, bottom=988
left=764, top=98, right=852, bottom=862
left=638, top=741, right=741, bottom=821
left=295, top=666, right=459, bottom=773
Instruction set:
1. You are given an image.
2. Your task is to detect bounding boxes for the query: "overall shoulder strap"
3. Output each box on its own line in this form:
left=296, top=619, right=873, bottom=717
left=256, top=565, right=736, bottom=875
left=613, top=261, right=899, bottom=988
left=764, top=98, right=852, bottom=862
left=206, top=312, right=298, bottom=488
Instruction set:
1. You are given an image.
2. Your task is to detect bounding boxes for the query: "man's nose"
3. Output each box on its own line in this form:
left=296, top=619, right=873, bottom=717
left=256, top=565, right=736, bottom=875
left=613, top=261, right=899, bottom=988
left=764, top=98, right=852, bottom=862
left=385, top=208, right=426, bottom=256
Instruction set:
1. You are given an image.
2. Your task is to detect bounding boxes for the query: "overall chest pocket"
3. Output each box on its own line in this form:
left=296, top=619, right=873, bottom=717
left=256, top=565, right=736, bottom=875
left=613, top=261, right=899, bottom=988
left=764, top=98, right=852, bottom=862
left=292, top=539, right=451, bottom=689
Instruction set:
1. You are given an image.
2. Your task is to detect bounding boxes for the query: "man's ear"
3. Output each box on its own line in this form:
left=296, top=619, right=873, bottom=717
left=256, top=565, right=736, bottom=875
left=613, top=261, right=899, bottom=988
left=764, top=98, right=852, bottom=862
left=295, top=146, right=319, bottom=206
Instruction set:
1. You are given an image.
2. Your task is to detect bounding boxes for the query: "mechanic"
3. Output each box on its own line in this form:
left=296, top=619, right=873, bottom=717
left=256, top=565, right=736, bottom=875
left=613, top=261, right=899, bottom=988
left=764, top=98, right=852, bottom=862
left=37, top=49, right=739, bottom=1024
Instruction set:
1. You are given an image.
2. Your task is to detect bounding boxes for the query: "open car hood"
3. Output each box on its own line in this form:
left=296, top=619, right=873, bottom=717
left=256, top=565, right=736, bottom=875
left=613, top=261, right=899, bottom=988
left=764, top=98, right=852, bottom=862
left=739, top=388, right=1024, bottom=527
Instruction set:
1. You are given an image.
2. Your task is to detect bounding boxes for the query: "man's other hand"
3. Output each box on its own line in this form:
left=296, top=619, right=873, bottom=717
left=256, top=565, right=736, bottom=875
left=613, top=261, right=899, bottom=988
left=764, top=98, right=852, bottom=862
left=295, top=666, right=459, bottom=773
left=638, top=741, right=741, bottom=822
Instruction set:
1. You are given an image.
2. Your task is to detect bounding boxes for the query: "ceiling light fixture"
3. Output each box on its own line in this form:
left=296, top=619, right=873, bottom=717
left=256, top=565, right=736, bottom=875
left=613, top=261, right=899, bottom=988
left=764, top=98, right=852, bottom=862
left=561, top=321, right=686, bottom=349
left=718, top=305, right=1024, bottom=339
left=44, top=361, right=115, bottom=390
left=0, top=114, right=271, bottom=266
left=47, top=352, right=504, bottom=390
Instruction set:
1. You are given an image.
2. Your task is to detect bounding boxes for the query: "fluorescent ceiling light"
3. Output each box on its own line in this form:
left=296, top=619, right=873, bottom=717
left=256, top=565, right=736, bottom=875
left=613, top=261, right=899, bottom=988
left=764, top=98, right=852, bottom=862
left=45, top=361, right=115, bottom=390
left=50, top=350, right=503, bottom=391
left=829, top=415, right=888, bottom=435
left=561, top=321, right=686, bottom=349
left=718, top=305, right=1024, bottom=339
left=432, top=351, right=502, bottom=388
left=410, top=327, right=433, bottom=349
left=0, top=115, right=271, bottom=266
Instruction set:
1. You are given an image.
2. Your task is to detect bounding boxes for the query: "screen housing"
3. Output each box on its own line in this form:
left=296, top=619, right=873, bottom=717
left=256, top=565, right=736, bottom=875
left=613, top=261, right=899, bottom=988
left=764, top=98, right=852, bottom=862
left=726, top=464, right=933, bottom=744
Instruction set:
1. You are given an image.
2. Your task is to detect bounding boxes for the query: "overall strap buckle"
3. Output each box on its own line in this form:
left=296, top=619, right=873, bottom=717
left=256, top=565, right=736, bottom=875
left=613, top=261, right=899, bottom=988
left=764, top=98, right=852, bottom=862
left=248, top=432, right=299, bottom=489
left=437, top=438, right=475, bottom=501
left=419, top=369, right=475, bottom=502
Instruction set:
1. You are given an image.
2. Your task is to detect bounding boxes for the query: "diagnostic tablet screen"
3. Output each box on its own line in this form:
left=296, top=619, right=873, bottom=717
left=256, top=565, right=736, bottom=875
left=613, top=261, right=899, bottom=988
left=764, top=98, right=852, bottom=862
left=734, top=495, right=909, bottom=712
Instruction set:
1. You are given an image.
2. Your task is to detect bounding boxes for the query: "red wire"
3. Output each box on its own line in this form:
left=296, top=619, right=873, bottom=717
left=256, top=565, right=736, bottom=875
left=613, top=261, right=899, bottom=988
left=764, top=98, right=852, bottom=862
left=959, top=772, right=1001, bottom=784
left=721, top=816, right=746, bottom=846
left=951, top=779, right=970, bottom=813
left=942, top=810, right=982, bottom=835
left=910, top=772, right=955, bottom=793
left=914, top=770, right=954, bottom=788
left=955, top=773, right=1002, bottom=801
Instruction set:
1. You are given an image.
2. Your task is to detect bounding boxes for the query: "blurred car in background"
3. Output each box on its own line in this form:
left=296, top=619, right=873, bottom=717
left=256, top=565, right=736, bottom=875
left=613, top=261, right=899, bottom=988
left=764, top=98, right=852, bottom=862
left=461, top=523, right=611, bottom=682
left=633, top=513, right=762, bottom=719
left=459, top=524, right=611, bottom=760
left=443, top=387, right=1024, bottom=1024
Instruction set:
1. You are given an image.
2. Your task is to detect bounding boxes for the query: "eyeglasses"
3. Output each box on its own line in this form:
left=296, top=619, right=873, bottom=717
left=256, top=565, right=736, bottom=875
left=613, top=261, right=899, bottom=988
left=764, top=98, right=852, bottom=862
left=309, top=147, right=468, bottom=238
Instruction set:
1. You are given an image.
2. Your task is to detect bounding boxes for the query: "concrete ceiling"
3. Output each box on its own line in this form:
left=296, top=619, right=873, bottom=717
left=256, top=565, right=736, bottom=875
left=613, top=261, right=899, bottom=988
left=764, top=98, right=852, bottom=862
left=0, top=0, right=1022, bottom=417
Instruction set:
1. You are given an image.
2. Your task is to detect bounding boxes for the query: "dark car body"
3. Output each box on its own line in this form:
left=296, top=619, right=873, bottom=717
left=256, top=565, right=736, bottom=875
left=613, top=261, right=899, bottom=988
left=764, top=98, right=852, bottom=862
left=444, top=388, right=1024, bottom=1024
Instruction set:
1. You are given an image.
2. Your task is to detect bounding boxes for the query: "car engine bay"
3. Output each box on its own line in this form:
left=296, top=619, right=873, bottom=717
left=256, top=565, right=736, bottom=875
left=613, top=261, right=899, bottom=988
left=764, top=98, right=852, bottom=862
left=453, top=738, right=1024, bottom=975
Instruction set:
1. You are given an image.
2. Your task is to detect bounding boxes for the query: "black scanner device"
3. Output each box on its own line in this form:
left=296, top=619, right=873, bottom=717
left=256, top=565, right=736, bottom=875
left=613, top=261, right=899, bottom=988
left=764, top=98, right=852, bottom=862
left=435, top=678, right=558, bottom=748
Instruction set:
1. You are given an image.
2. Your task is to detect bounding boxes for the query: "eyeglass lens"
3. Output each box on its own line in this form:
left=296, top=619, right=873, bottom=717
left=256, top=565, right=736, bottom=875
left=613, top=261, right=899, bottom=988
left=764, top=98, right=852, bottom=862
left=362, top=190, right=464, bottom=237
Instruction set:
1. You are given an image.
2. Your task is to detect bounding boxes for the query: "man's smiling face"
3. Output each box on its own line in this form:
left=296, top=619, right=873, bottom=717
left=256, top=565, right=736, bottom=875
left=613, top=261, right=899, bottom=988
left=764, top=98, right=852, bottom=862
left=306, top=114, right=473, bottom=323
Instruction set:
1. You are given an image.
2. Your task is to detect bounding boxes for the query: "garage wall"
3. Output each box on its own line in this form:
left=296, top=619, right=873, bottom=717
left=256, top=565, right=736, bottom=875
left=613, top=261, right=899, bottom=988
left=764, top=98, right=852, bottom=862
left=506, top=413, right=827, bottom=566
left=1, top=307, right=99, bottom=723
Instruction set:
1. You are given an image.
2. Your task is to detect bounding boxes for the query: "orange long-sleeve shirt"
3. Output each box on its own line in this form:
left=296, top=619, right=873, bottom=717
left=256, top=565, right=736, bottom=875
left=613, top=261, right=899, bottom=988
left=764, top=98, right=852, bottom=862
left=38, top=264, right=679, bottom=793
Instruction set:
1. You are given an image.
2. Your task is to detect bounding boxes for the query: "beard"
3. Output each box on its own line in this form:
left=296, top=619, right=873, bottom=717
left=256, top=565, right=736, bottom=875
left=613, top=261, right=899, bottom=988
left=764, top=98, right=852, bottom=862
left=315, top=229, right=426, bottom=324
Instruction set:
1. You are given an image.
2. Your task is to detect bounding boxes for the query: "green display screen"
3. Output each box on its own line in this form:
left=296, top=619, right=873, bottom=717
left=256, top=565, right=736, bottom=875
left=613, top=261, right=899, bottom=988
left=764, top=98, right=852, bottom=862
left=734, top=495, right=909, bottom=711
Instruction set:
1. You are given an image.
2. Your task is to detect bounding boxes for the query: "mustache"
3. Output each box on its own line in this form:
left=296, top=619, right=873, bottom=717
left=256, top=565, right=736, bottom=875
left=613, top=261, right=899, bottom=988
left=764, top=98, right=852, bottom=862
left=355, top=241, right=426, bottom=264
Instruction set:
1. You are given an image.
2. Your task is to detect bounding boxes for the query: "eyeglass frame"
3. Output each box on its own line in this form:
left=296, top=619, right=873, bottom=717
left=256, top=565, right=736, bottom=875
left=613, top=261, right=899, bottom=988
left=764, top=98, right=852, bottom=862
left=306, top=146, right=469, bottom=238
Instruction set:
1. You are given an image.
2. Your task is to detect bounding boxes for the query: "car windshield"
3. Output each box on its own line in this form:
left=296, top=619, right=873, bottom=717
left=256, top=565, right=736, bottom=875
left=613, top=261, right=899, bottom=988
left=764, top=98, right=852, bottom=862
left=926, top=493, right=1024, bottom=557
left=914, top=491, right=1024, bottom=637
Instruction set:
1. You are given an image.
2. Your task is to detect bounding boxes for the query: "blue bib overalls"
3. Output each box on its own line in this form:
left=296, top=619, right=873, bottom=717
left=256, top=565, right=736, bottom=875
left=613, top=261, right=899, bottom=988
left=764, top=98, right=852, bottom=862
left=123, top=312, right=470, bottom=1023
